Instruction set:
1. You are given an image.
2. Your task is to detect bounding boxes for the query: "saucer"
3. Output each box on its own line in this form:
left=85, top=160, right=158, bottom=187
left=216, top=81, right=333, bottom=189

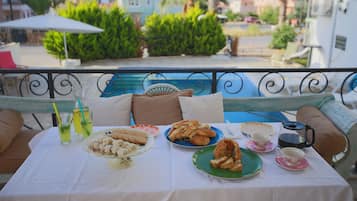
left=275, top=156, right=309, bottom=171
left=246, top=140, right=276, bottom=153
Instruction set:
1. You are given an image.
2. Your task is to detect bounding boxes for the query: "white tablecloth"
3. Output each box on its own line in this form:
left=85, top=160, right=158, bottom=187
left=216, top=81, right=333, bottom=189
left=0, top=123, right=353, bottom=201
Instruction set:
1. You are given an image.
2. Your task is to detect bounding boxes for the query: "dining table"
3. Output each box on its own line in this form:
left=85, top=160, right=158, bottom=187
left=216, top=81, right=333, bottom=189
left=0, top=123, right=353, bottom=201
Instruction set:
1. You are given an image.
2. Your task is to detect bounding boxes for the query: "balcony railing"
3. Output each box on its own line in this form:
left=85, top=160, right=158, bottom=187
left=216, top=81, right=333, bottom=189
left=1, top=67, right=356, bottom=104
left=1, top=67, right=356, bottom=129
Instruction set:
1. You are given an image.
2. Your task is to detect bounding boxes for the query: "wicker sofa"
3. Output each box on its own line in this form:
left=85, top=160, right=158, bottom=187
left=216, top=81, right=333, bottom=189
left=0, top=96, right=75, bottom=177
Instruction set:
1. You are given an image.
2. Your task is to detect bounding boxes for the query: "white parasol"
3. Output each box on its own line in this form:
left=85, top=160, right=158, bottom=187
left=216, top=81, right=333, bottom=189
left=0, top=9, right=103, bottom=59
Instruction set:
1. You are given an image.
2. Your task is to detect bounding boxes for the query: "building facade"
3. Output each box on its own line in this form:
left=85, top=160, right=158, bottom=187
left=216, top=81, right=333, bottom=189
left=117, top=0, right=182, bottom=24
left=307, top=0, right=357, bottom=68
left=255, top=0, right=303, bottom=15
left=229, top=0, right=256, bottom=14
left=1, top=0, right=33, bottom=21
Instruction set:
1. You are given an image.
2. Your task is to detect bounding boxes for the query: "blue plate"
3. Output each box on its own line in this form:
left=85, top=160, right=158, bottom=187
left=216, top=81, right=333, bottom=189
left=164, top=126, right=224, bottom=148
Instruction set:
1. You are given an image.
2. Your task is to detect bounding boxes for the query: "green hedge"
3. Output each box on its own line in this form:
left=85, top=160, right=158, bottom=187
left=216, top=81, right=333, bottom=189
left=259, top=6, right=278, bottom=25
left=270, top=24, right=296, bottom=49
left=144, top=6, right=225, bottom=56
left=43, top=2, right=141, bottom=61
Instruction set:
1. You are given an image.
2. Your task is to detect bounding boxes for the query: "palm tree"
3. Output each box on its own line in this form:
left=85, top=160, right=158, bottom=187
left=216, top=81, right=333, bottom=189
left=278, top=0, right=287, bottom=25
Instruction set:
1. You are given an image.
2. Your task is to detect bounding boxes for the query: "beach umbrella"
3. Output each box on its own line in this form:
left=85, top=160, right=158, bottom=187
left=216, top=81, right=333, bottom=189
left=0, top=9, right=103, bottom=59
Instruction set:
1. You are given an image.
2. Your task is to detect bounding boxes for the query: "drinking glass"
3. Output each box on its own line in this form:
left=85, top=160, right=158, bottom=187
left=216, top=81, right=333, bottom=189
left=72, top=107, right=91, bottom=138
left=58, top=115, right=72, bottom=144
left=81, top=119, right=93, bottom=138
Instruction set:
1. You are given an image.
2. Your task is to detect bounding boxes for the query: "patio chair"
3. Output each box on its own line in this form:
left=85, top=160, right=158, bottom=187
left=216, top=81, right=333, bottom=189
left=144, top=83, right=180, bottom=96
left=0, top=51, right=28, bottom=95
left=0, top=51, right=18, bottom=69
left=271, top=42, right=307, bottom=65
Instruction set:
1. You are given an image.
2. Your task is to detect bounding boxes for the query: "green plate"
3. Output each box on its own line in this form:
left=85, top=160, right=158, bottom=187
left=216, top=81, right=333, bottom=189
left=192, top=146, right=262, bottom=180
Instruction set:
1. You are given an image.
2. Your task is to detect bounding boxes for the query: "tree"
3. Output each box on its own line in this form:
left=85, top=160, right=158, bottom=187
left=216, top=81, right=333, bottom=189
left=260, top=6, right=279, bottom=25
left=21, top=0, right=65, bottom=14
left=270, top=24, right=296, bottom=49
left=278, top=0, right=287, bottom=25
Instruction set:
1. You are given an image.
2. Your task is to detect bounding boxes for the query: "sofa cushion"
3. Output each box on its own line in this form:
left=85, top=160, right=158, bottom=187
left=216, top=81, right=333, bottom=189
left=132, top=89, right=193, bottom=125
left=179, top=92, right=224, bottom=123
left=0, top=110, right=24, bottom=153
left=296, top=106, right=347, bottom=164
left=0, top=129, right=39, bottom=173
left=84, top=94, right=132, bottom=126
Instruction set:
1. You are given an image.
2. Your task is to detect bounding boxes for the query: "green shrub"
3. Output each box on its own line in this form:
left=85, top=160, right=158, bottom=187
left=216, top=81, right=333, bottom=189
left=270, top=24, right=296, bottom=49
left=43, top=2, right=141, bottom=61
left=144, top=6, right=225, bottom=56
left=226, top=9, right=238, bottom=21
left=259, top=6, right=279, bottom=25
left=291, top=57, right=307, bottom=67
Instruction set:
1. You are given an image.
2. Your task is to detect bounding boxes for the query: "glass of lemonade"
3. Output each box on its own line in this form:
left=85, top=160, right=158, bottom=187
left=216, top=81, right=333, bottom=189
left=58, top=115, right=72, bottom=144
left=81, top=120, right=93, bottom=138
left=73, top=106, right=93, bottom=138
left=73, top=107, right=91, bottom=138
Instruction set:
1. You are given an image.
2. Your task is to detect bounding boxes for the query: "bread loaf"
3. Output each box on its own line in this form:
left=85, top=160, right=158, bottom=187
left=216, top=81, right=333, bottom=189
left=110, top=128, right=148, bottom=145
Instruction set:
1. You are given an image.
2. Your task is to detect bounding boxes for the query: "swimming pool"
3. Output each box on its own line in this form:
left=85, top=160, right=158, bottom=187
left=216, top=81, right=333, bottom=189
left=101, top=72, right=288, bottom=123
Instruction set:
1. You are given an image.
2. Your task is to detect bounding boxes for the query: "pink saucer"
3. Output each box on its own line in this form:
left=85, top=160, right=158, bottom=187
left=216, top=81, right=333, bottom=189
left=275, top=156, right=309, bottom=171
left=246, top=140, right=276, bottom=153
left=131, top=124, right=159, bottom=137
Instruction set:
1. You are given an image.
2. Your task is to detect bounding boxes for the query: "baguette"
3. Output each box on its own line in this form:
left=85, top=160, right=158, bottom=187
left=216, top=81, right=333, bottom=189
left=110, top=128, right=148, bottom=145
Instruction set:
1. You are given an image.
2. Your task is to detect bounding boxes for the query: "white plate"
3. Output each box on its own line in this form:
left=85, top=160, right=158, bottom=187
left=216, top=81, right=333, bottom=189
left=83, top=128, right=154, bottom=159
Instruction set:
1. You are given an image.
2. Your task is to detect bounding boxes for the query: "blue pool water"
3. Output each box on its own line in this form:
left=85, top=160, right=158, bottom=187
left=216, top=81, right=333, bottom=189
left=101, top=73, right=288, bottom=123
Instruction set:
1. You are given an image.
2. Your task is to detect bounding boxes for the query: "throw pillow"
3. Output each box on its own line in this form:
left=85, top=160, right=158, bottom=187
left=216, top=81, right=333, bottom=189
left=84, top=94, right=132, bottom=126
left=0, top=110, right=24, bottom=153
left=179, top=92, right=224, bottom=123
left=132, top=89, right=193, bottom=125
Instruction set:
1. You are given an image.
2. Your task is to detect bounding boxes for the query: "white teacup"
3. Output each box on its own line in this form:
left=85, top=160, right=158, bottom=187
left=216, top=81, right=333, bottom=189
left=280, top=147, right=305, bottom=164
left=251, top=132, right=271, bottom=147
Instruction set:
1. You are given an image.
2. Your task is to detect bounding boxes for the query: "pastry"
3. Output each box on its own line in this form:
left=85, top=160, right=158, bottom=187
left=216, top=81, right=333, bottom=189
left=196, top=128, right=216, bottom=138
left=210, top=139, right=243, bottom=172
left=88, top=137, right=140, bottom=157
left=189, top=134, right=210, bottom=146
left=210, top=156, right=229, bottom=168
left=168, top=120, right=216, bottom=146
left=110, top=128, right=148, bottom=145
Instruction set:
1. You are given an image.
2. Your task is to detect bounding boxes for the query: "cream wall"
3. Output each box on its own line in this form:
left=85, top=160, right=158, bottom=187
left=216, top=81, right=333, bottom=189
left=309, top=0, right=357, bottom=68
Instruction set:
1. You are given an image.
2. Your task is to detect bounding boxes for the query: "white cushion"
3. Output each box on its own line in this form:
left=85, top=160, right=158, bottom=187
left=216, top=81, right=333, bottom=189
left=179, top=93, right=224, bottom=123
left=84, top=94, right=132, bottom=126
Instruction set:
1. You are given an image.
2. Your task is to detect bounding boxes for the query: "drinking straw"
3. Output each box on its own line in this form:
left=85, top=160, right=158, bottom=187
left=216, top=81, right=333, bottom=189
left=52, top=102, right=62, bottom=127
left=76, top=98, right=86, bottom=123
left=77, top=98, right=91, bottom=136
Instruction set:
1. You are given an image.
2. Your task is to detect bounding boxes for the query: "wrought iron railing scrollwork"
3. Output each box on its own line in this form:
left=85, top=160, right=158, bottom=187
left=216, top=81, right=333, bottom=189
left=339, top=72, right=357, bottom=106
left=97, top=73, right=115, bottom=95
left=217, top=72, right=244, bottom=95
left=258, top=72, right=286, bottom=96
left=299, top=72, right=329, bottom=94
left=186, top=72, right=211, bottom=94
left=18, top=73, right=48, bottom=97
left=53, top=73, right=82, bottom=97
left=1, top=67, right=356, bottom=108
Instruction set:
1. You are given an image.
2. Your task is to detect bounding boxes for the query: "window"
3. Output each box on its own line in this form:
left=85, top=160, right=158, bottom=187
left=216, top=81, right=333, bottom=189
left=129, top=0, right=139, bottom=6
